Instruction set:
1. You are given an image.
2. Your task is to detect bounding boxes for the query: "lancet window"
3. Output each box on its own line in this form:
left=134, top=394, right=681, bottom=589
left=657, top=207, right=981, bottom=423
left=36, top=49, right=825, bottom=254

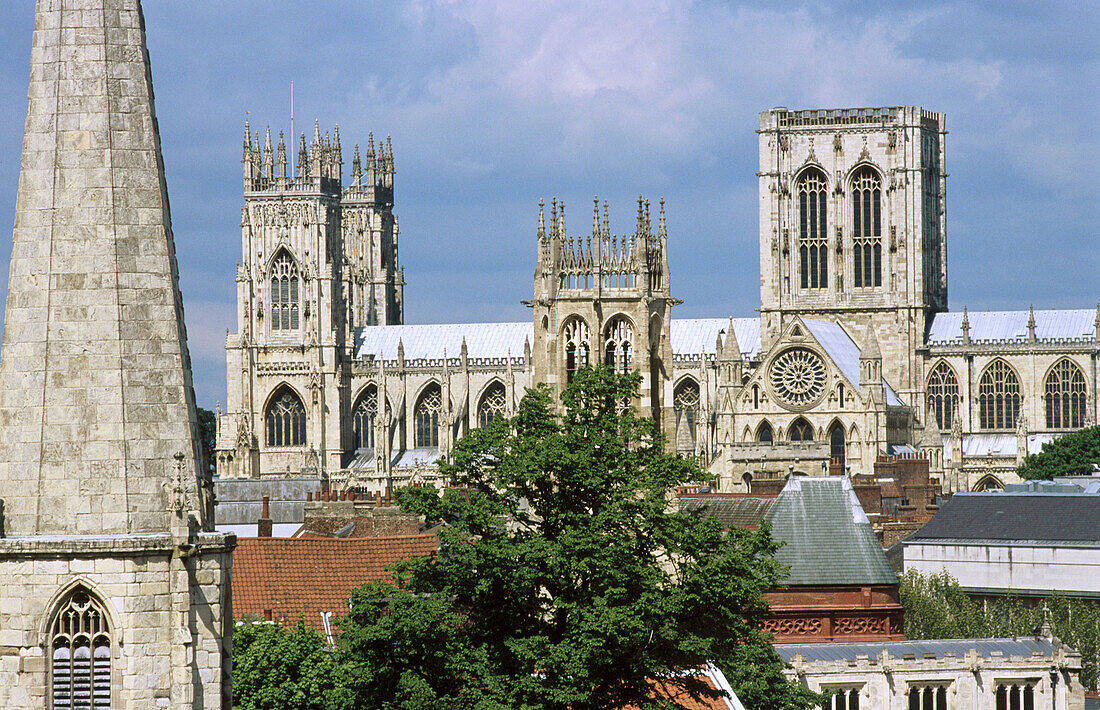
left=673, top=378, right=700, bottom=453
left=907, top=686, right=948, bottom=710
left=269, top=250, right=300, bottom=330
left=477, top=382, right=507, bottom=428
left=995, top=682, right=1034, bottom=710
left=50, top=586, right=112, bottom=710
left=604, top=317, right=633, bottom=373
left=926, top=362, right=959, bottom=430
left=798, top=168, right=828, bottom=289
left=1045, top=359, right=1087, bottom=429
left=265, top=386, right=306, bottom=447
left=789, top=417, right=814, bottom=442
left=757, top=421, right=774, bottom=444
left=829, top=422, right=846, bottom=470
left=851, top=167, right=882, bottom=288
left=978, top=360, right=1021, bottom=430
left=352, top=386, right=378, bottom=451
left=415, top=383, right=442, bottom=448
left=563, top=317, right=590, bottom=384
left=824, top=687, right=860, bottom=710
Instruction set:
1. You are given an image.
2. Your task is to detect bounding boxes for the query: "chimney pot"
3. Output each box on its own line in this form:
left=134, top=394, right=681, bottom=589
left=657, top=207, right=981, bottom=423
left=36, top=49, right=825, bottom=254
left=307, top=492, right=313, bottom=502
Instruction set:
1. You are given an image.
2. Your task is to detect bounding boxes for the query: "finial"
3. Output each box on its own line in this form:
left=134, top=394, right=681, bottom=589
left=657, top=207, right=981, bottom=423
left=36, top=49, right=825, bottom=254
left=264, top=126, right=272, bottom=150
left=386, top=134, right=393, bottom=157
left=602, top=201, right=610, bottom=239
left=244, top=120, right=252, bottom=147
left=961, top=306, right=971, bottom=345
left=538, top=198, right=546, bottom=240
left=658, top=197, right=667, bottom=239
left=861, top=319, right=881, bottom=359
left=592, top=196, right=600, bottom=236
left=298, top=132, right=308, bottom=176
left=313, top=119, right=321, bottom=145
left=367, top=131, right=376, bottom=156
left=1027, top=304, right=1037, bottom=344
left=351, top=144, right=362, bottom=185
left=333, top=124, right=341, bottom=148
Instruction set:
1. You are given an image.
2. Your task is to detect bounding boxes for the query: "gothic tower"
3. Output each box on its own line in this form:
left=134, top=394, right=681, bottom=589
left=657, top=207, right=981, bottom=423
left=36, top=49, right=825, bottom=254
left=220, top=120, right=400, bottom=480
left=529, top=197, right=676, bottom=434
left=758, top=106, right=947, bottom=400
left=0, top=1, right=233, bottom=706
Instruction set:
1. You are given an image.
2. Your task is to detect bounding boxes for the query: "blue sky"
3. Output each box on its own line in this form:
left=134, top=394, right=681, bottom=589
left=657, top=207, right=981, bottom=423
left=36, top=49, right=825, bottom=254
left=0, top=1, right=1097, bottom=408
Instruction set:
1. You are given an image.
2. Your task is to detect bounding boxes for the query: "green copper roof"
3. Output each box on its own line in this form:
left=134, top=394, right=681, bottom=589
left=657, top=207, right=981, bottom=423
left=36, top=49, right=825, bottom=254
left=764, top=476, right=898, bottom=587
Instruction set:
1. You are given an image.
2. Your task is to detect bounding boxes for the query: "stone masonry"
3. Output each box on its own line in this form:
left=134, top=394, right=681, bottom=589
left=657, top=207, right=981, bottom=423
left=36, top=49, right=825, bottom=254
left=0, top=1, right=233, bottom=707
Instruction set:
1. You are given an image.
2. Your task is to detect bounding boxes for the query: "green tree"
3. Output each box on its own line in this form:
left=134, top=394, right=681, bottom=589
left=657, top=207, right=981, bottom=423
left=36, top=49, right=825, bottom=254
left=233, top=620, right=354, bottom=710
left=339, top=367, right=821, bottom=710
left=197, top=406, right=217, bottom=476
left=1018, top=425, right=1100, bottom=480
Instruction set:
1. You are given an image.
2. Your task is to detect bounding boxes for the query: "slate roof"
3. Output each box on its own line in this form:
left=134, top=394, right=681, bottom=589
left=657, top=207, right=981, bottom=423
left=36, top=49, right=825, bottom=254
left=802, top=319, right=903, bottom=406
left=926, top=308, right=1096, bottom=346
left=906, top=492, right=1100, bottom=545
left=670, top=318, right=762, bottom=359
left=232, top=534, right=438, bottom=630
left=775, top=637, right=1061, bottom=663
left=764, top=476, right=898, bottom=586
left=678, top=496, right=776, bottom=528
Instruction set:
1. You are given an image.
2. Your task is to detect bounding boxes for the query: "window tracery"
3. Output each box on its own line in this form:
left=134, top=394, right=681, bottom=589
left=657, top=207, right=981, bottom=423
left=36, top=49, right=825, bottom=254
left=415, top=384, right=442, bottom=448
left=1045, top=359, right=1086, bottom=429
left=797, top=169, right=828, bottom=289
left=265, top=387, right=306, bottom=447
left=673, top=379, right=700, bottom=453
left=269, top=250, right=300, bottom=330
left=927, top=361, right=959, bottom=430
left=50, top=586, right=111, bottom=710
left=978, top=360, right=1021, bottom=430
left=829, top=422, right=845, bottom=469
left=352, top=386, right=378, bottom=451
left=851, top=167, right=882, bottom=288
left=562, top=318, right=590, bottom=383
left=604, top=317, right=633, bottom=373
left=789, top=417, right=814, bottom=442
left=477, top=382, right=507, bottom=428
left=770, top=348, right=827, bottom=408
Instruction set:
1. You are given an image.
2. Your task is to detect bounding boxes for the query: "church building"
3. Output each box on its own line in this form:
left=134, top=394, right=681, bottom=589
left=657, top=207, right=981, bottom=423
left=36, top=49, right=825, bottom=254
left=216, top=106, right=1098, bottom=495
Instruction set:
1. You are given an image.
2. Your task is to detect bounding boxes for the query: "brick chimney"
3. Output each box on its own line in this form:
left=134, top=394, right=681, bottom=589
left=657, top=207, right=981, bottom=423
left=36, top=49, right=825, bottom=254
left=258, top=494, right=273, bottom=537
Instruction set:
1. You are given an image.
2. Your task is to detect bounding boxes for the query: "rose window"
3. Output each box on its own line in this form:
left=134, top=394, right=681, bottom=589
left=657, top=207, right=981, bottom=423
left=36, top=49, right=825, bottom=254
left=770, top=348, right=827, bottom=408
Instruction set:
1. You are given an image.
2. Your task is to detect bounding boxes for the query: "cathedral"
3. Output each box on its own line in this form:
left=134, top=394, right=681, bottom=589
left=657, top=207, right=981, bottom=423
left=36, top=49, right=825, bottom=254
left=215, top=106, right=1099, bottom=495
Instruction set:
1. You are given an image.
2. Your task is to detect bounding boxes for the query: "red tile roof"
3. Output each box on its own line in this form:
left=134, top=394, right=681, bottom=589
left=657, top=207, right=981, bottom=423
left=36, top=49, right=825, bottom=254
left=622, top=667, right=743, bottom=709
left=232, top=534, right=438, bottom=630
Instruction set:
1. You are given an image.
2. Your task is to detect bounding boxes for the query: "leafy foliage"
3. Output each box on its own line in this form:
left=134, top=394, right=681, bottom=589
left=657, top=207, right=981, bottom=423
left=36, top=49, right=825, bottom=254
left=900, top=569, right=1100, bottom=690
left=233, top=621, right=353, bottom=710
left=197, top=406, right=217, bottom=476
left=338, top=367, right=821, bottom=710
left=1018, top=425, right=1100, bottom=480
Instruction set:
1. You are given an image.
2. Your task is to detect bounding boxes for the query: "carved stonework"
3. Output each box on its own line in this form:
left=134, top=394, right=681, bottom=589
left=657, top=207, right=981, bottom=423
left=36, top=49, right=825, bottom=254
left=834, top=616, right=888, bottom=636
left=763, top=617, right=822, bottom=636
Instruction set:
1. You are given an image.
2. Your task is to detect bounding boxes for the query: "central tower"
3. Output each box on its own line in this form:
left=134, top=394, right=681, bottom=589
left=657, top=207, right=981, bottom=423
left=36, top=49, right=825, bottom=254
left=757, top=106, right=947, bottom=398
left=529, top=197, right=676, bottom=434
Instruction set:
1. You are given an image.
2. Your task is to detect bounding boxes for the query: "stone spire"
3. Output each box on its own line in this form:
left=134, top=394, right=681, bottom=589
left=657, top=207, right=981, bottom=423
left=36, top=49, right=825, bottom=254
left=0, top=0, right=209, bottom=537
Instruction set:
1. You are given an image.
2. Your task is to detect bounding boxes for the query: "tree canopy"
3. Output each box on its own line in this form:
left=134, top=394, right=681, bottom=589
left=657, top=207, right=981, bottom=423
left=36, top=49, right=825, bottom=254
left=335, top=367, right=820, bottom=710
left=1018, top=425, right=1100, bottom=480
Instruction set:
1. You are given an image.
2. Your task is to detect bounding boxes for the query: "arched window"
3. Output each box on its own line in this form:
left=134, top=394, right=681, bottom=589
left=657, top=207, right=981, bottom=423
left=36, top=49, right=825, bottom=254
left=974, top=475, right=1004, bottom=492
left=837, top=383, right=845, bottom=409
left=752, top=384, right=760, bottom=409
left=789, top=417, right=814, bottom=442
left=851, top=167, right=882, bottom=288
left=269, top=250, right=300, bottom=330
left=50, top=586, right=112, bottom=709
left=563, top=317, right=590, bottom=383
left=978, top=360, right=1021, bottom=430
left=673, top=378, right=700, bottom=453
left=829, top=422, right=845, bottom=470
left=797, top=168, right=828, bottom=289
left=265, top=386, right=306, bottom=447
left=414, top=384, right=442, bottom=448
left=477, top=382, right=507, bottom=428
left=352, top=386, right=378, bottom=451
left=757, top=421, right=774, bottom=444
left=927, top=361, right=960, bottom=430
left=604, top=317, right=633, bottom=373
left=1046, top=359, right=1087, bottom=429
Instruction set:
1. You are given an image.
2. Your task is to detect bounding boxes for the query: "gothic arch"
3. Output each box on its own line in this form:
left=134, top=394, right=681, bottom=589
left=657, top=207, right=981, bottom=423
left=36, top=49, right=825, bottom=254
left=1044, top=358, right=1087, bottom=429
left=828, top=419, right=846, bottom=469
left=264, top=384, right=306, bottom=447
left=849, top=164, right=883, bottom=289
left=796, top=166, right=829, bottom=290
left=757, top=420, right=775, bottom=444
left=38, top=577, right=121, bottom=646
left=927, top=360, right=960, bottom=430
left=603, top=315, right=635, bottom=373
left=673, top=377, right=701, bottom=453
left=45, top=582, right=116, bottom=710
left=351, top=384, right=380, bottom=451
left=788, top=417, right=814, bottom=442
left=476, top=379, right=508, bottom=428
left=978, top=359, right=1022, bottom=430
left=267, top=247, right=301, bottom=331
left=561, top=316, right=591, bottom=383
left=741, top=425, right=754, bottom=442
left=973, top=474, right=1005, bottom=492
left=413, top=382, right=443, bottom=449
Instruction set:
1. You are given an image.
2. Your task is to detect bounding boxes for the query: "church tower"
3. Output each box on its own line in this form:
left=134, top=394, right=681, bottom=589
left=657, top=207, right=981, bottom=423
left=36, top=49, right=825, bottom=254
left=758, top=106, right=947, bottom=400
left=220, top=122, right=401, bottom=480
left=529, top=197, right=676, bottom=434
left=0, top=1, right=233, bottom=706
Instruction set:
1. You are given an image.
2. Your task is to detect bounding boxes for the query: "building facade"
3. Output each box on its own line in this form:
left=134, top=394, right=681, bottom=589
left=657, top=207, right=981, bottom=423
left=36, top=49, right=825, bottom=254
left=216, top=106, right=1099, bottom=495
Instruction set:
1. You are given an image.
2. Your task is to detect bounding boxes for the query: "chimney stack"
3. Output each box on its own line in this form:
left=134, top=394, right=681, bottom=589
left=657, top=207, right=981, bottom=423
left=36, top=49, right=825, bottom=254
left=258, top=494, right=273, bottom=537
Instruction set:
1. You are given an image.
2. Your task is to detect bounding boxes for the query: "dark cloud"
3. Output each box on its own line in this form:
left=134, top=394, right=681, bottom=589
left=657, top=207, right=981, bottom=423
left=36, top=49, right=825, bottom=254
left=0, top=0, right=1096, bottom=408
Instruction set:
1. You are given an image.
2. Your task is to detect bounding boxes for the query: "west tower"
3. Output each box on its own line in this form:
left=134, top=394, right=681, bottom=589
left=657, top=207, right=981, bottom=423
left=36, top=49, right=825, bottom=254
left=758, top=106, right=947, bottom=399
left=529, top=197, right=676, bottom=434
left=218, top=123, right=401, bottom=480
left=0, top=1, right=233, bottom=706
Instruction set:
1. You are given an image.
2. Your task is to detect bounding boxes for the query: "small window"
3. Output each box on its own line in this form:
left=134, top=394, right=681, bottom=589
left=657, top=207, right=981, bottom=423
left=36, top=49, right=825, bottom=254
left=907, top=685, right=949, bottom=710
left=995, top=682, right=1035, bottom=710
left=823, top=687, right=860, bottom=710
left=829, top=423, right=845, bottom=469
